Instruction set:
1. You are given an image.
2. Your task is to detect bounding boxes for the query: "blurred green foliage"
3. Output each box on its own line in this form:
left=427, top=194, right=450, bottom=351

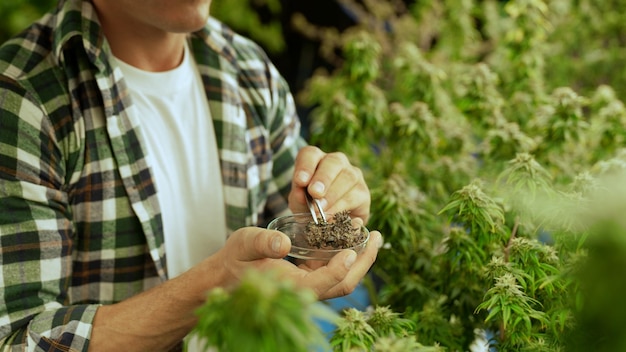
left=210, top=0, right=285, bottom=53
left=298, top=0, right=626, bottom=350
left=0, top=0, right=57, bottom=43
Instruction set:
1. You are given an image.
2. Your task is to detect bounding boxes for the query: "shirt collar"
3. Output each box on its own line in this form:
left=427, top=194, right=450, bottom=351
left=52, top=0, right=108, bottom=73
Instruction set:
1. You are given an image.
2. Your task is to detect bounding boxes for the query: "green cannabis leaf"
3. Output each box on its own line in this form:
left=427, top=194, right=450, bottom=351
left=190, top=269, right=337, bottom=352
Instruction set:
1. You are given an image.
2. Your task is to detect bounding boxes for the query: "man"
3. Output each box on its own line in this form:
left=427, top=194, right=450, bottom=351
left=0, top=0, right=382, bottom=350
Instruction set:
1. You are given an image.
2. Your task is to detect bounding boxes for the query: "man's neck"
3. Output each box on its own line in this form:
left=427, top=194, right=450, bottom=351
left=107, top=32, right=186, bottom=72
left=94, top=4, right=187, bottom=72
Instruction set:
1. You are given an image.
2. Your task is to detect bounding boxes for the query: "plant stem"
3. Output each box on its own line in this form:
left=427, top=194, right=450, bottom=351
left=499, top=217, right=520, bottom=343
left=504, top=217, right=520, bottom=263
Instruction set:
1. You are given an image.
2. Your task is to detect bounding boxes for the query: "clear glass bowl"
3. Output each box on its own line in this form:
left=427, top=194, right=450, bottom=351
left=267, top=213, right=370, bottom=261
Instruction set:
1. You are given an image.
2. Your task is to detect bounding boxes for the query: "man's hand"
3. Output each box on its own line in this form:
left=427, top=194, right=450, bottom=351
left=91, top=226, right=382, bottom=351
left=213, top=226, right=382, bottom=300
left=91, top=146, right=378, bottom=351
left=289, top=146, right=371, bottom=223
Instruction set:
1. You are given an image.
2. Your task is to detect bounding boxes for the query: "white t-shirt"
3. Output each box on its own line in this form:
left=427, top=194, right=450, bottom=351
left=115, top=43, right=227, bottom=279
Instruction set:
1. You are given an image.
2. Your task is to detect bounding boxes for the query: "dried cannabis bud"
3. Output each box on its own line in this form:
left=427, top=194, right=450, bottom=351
left=304, top=210, right=366, bottom=249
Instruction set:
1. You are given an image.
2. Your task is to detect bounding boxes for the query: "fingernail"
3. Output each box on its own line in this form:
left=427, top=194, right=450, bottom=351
left=376, top=235, right=384, bottom=249
left=344, top=251, right=357, bottom=269
left=272, top=236, right=282, bottom=253
left=297, top=171, right=310, bottom=183
left=312, top=181, right=325, bottom=194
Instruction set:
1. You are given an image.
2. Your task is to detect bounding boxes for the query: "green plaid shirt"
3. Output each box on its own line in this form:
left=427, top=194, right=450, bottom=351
left=0, top=0, right=303, bottom=350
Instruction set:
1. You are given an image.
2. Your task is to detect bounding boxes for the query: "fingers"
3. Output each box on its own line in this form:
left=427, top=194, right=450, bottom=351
left=306, top=250, right=358, bottom=297
left=294, top=147, right=354, bottom=199
left=215, top=227, right=383, bottom=301
left=291, top=146, right=371, bottom=222
left=293, top=146, right=326, bottom=187
left=300, top=230, right=383, bottom=300
left=230, top=227, right=291, bottom=262
left=323, top=179, right=370, bottom=223
left=306, top=153, right=353, bottom=198
left=216, top=227, right=292, bottom=287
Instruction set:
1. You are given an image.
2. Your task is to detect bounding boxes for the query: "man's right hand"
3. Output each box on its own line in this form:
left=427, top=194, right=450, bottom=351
left=90, top=226, right=381, bottom=351
left=210, top=226, right=382, bottom=300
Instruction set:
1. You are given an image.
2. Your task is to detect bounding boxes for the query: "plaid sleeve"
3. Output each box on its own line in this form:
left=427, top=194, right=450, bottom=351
left=0, top=77, right=96, bottom=351
left=266, top=65, right=307, bottom=213
left=232, top=33, right=307, bottom=223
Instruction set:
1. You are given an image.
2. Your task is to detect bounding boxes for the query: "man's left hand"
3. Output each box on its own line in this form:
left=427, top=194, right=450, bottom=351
left=288, top=146, right=370, bottom=224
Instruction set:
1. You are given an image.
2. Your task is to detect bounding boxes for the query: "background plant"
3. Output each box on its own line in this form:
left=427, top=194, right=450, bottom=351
left=0, top=0, right=56, bottom=43
left=190, top=269, right=338, bottom=352
left=296, top=0, right=626, bottom=350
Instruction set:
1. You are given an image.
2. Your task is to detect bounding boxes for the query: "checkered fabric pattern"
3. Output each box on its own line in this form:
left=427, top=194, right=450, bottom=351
left=0, top=0, right=304, bottom=350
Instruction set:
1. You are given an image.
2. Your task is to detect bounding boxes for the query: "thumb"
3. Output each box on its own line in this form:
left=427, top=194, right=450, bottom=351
left=234, top=227, right=291, bottom=262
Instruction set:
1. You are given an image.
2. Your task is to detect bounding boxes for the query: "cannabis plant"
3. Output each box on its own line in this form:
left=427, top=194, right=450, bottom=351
left=329, top=306, right=424, bottom=352
left=190, top=269, right=338, bottom=352
left=193, top=1, right=626, bottom=350
left=294, top=0, right=626, bottom=350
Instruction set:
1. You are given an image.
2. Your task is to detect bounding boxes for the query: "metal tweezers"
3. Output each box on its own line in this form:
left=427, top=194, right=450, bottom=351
left=305, top=192, right=327, bottom=224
